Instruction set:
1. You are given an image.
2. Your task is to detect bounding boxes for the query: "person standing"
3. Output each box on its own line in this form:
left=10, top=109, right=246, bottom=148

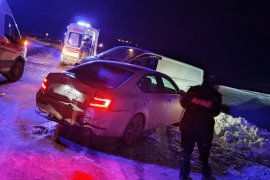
left=79, top=36, right=92, bottom=59
left=179, top=76, right=222, bottom=179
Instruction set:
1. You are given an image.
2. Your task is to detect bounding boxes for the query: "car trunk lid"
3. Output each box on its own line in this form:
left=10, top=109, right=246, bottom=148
left=39, top=72, right=99, bottom=124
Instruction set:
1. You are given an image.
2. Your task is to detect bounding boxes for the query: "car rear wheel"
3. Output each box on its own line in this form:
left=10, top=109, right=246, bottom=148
left=122, top=114, right=145, bottom=146
left=4, top=61, right=24, bottom=82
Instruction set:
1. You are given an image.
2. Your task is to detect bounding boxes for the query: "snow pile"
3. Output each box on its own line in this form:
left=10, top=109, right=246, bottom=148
left=215, top=113, right=270, bottom=159
left=226, top=165, right=270, bottom=180
left=32, top=121, right=57, bottom=140
left=239, top=165, right=270, bottom=179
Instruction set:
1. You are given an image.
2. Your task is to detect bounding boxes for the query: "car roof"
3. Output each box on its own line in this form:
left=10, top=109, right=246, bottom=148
left=70, top=60, right=179, bottom=91
left=112, top=46, right=152, bottom=54
left=82, top=60, right=161, bottom=74
left=115, top=46, right=160, bottom=56
left=107, top=46, right=158, bottom=56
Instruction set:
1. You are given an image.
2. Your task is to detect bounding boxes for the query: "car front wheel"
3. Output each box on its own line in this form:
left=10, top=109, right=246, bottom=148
left=4, top=61, right=24, bottom=82
left=122, top=114, right=145, bottom=146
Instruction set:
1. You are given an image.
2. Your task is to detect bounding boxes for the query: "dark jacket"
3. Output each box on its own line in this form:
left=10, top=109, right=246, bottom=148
left=180, top=85, right=222, bottom=135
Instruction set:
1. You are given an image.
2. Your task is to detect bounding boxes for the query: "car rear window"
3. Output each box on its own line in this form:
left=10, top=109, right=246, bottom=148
left=67, top=62, right=134, bottom=88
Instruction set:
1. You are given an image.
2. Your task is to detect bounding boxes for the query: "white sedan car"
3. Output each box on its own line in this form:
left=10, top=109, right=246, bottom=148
left=36, top=60, right=184, bottom=145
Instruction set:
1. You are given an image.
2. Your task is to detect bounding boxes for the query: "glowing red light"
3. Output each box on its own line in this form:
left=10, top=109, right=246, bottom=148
left=90, top=97, right=112, bottom=109
left=41, top=77, right=48, bottom=92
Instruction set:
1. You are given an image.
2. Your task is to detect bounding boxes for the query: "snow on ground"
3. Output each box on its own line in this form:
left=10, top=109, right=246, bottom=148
left=0, top=41, right=269, bottom=179
left=215, top=113, right=270, bottom=160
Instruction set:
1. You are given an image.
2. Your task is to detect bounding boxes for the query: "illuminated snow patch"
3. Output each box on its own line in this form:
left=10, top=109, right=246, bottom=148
left=215, top=113, right=270, bottom=158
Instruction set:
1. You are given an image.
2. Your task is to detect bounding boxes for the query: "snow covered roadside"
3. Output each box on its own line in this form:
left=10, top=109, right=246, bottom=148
left=215, top=113, right=270, bottom=161
left=29, top=114, right=270, bottom=180
left=213, top=113, right=270, bottom=179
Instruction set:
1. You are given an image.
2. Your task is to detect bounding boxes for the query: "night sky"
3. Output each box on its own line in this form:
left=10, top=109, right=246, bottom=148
left=7, top=0, right=270, bottom=93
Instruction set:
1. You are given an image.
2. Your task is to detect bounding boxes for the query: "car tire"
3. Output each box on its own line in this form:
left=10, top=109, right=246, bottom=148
left=122, top=114, right=145, bottom=146
left=4, top=61, right=24, bottom=82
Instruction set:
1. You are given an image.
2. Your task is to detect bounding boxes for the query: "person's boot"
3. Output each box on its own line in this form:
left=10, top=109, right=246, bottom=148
left=179, top=174, right=190, bottom=180
left=180, top=154, right=191, bottom=179
left=202, top=163, right=212, bottom=178
left=179, top=165, right=190, bottom=179
left=197, top=155, right=203, bottom=163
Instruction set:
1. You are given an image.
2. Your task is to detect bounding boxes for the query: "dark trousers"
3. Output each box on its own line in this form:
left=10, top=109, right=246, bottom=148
left=180, top=131, right=213, bottom=177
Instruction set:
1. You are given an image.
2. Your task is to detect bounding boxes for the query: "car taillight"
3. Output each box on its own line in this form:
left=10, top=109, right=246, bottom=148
left=90, top=97, right=112, bottom=109
left=41, top=77, right=48, bottom=92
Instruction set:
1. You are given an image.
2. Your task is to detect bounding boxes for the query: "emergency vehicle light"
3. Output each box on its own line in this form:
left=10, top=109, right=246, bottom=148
left=77, top=21, right=91, bottom=28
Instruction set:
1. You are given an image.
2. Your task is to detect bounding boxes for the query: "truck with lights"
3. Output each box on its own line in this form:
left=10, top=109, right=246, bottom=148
left=61, top=22, right=99, bottom=65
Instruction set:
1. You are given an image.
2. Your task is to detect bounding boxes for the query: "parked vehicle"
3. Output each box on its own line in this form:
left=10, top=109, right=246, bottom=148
left=61, top=22, right=100, bottom=65
left=76, top=46, right=203, bottom=91
left=0, top=0, right=27, bottom=81
left=36, top=61, right=184, bottom=145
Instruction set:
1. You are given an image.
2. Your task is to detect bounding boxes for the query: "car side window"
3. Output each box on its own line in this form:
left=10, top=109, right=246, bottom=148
left=131, top=57, right=158, bottom=70
left=161, top=76, right=178, bottom=94
left=4, top=14, right=21, bottom=44
left=137, top=75, right=160, bottom=93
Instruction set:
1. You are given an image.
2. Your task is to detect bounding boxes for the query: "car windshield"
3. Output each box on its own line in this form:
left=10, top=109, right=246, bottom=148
left=97, top=47, right=144, bottom=61
left=67, top=62, right=134, bottom=88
